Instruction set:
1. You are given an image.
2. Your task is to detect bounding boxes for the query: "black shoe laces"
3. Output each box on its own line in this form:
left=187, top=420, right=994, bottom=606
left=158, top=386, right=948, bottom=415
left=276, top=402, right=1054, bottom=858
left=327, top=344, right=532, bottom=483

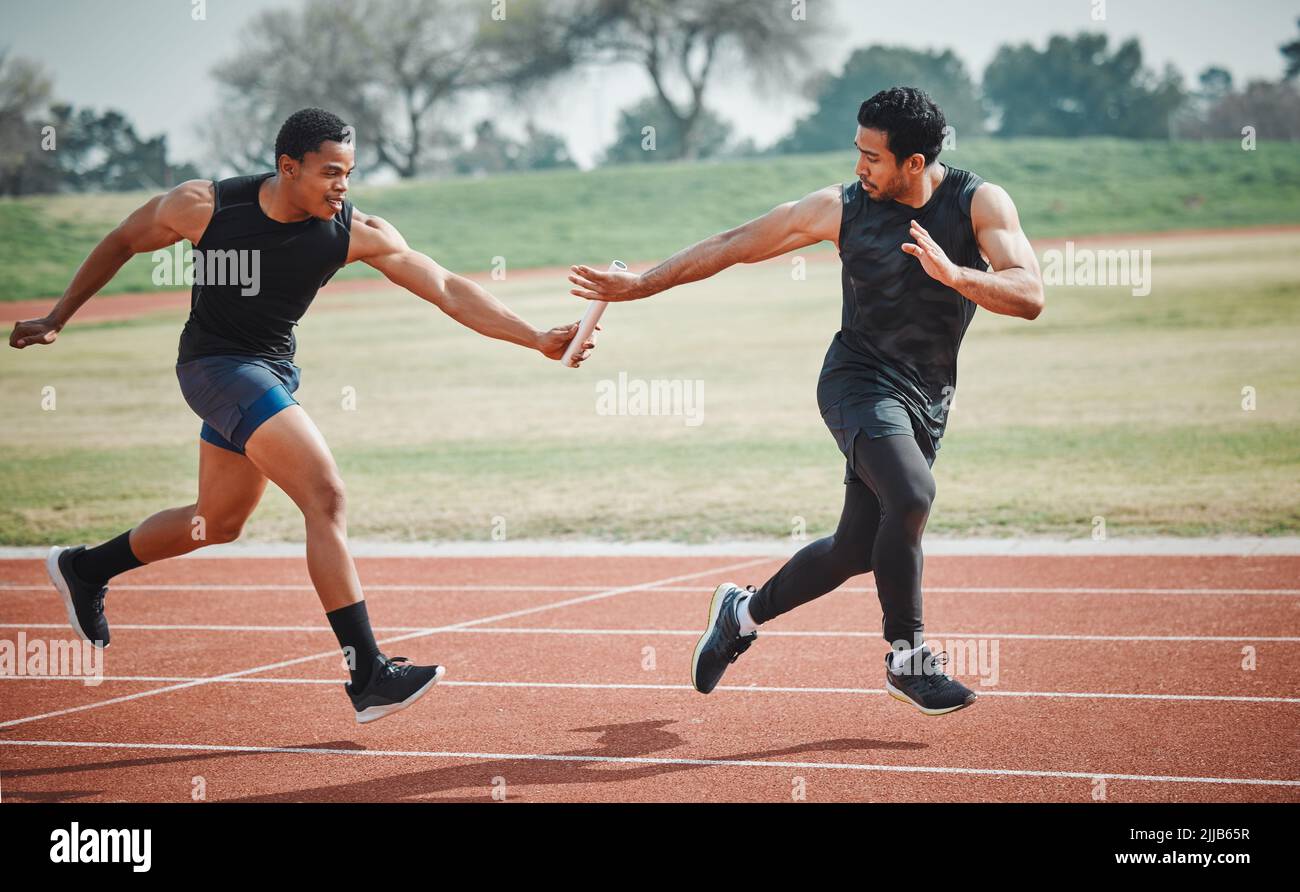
left=380, top=656, right=414, bottom=679
left=727, top=586, right=758, bottom=663
left=924, top=651, right=961, bottom=689
left=728, top=636, right=754, bottom=664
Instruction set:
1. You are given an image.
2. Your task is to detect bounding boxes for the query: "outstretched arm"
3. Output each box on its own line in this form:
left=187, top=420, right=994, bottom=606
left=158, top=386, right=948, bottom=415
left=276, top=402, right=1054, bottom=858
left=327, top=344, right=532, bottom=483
left=568, top=185, right=842, bottom=303
left=348, top=209, right=594, bottom=363
left=9, top=179, right=213, bottom=348
left=902, top=183, right=1044, bottom=320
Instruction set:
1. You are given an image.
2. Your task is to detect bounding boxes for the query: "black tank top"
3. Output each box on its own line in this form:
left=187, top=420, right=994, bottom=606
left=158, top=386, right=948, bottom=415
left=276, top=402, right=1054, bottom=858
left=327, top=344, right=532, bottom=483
left=819, top=164, right=986, bottom=446
left=177, top=173, right=353, bottom=362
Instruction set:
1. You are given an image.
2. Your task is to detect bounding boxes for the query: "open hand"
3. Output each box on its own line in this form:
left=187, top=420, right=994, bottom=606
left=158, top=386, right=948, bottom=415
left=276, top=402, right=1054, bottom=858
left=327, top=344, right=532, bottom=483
left=568, top=264, right=645, bottom=302
left=901, top=220, right=959, bottom=287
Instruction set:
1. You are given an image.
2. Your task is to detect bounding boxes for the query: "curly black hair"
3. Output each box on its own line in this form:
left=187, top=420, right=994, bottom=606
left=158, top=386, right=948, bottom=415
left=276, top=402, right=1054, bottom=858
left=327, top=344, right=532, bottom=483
left=273, top=108, right=350, bottom=166
left=857, top=87, right=947, bottom=166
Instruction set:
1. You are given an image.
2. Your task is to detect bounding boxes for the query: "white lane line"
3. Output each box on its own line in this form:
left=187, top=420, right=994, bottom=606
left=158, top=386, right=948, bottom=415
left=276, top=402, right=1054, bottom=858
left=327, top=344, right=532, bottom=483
left=3, top=583, right=1298, bottom=596
left=2, top=739, right=1297, bottom=788
left=3, top=622, right=1298, bottom=643
left=0, top=558, right=769, bottom=730
left=3, top=674, right=1297, bottom=704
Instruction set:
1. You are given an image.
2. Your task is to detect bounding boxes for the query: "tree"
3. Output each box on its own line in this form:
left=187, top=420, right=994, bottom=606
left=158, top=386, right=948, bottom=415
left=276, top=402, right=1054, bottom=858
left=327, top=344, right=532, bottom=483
left=777, top=45, right=985, bottom=154
left=0, top=52, right=59, bottom=196
left=517, top=124, right=578, bottom=170
left=454, top=120, right=520, bottom=175
left=484, top=0, right=827, bottom=161
left=0, top=55, right=196, bottom=195
left=1198, top=66, right=1234, bottom=102
left=452, top=119, right=577, bottom=174
left=1171, top=65, right=1237, bottom=139
left=983, top=33, right=1186, bottom=138
left=1282, top=17, right=1300, bottom=81
left=601, top=95, right=732, bottom=164
left=46, top=105, right=200, bottom=192
left=1185, top=80, right=1300, bottom=140
left=208, top=0, right=490, bottom=179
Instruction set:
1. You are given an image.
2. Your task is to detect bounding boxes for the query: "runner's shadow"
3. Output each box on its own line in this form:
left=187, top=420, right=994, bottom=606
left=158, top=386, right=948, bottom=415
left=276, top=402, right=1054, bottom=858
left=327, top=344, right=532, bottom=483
left=223, top=720, right=926, bottom=802
left=0, top=740, right=367, bottom=800
left=1, top=788, right=105, bottom=802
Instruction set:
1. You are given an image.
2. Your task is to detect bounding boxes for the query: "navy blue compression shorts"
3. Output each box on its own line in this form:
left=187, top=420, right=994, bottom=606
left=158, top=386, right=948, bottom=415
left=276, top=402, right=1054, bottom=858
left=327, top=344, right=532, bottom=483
left=175, top=355, right=300, bottom=455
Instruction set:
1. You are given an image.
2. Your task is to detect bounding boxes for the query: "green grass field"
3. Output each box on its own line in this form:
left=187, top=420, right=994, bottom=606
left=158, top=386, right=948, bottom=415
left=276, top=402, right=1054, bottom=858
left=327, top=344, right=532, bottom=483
left=4, top=138, right=1300, bottom=300
left=1, top=228, right=1296, bottom=545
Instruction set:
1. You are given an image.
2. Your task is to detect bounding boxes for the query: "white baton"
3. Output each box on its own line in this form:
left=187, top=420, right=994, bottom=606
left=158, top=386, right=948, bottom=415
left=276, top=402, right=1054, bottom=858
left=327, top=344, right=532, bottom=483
left=562, top=260, right=626, bottom=368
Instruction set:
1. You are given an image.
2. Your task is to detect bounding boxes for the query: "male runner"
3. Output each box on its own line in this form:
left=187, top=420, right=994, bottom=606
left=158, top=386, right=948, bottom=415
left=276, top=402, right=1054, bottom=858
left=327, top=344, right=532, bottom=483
left=568, top=87, right=1044, bottom=715
left=9, top=108, right=596, bottom=724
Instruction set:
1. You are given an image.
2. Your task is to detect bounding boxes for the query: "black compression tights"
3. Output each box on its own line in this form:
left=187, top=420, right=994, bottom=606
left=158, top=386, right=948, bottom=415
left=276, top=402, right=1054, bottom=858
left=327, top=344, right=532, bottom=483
left=747, top=433, right=936, bottom=645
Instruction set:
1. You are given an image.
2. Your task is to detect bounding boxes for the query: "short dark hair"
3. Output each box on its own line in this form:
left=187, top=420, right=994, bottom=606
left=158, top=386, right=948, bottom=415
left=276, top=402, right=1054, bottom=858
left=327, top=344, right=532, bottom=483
left=857, top=87, right=946, bottom=166
left=273, top=108, right=350, bottom=166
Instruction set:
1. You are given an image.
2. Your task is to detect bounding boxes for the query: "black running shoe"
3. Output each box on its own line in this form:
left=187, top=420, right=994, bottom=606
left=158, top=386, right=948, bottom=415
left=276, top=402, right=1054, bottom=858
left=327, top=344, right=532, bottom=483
left=345, top=654, right=445, bottom=724
left=884, top=648, right=978, bottom=716
left=46, top=545, right=110, bottom=649
left=691, top=583, right=757, bottom=694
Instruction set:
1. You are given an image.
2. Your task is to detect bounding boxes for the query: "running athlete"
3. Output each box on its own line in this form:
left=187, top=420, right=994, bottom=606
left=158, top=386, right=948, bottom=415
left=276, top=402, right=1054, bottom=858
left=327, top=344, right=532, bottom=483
left=568, top=88, right=1044, bottom=715
left=9, top=108, right=597, bottom=724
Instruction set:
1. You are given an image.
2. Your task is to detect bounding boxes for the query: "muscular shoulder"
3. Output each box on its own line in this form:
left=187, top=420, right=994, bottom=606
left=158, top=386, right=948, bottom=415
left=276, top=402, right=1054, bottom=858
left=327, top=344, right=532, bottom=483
left=347, top=207, right=410, bottom=263
left=969, top=182, right=1024, bottom=231
left=970, top=182, right=1014, bottom=218
left=157, top=179, right=215, bottom=243
left=786, top=184, right=843, bottom=242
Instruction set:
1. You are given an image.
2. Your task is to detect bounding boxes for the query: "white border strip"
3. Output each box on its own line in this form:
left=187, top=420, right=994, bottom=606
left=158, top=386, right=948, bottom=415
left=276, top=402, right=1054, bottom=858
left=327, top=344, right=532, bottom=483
left=2, top=536, right=1299, bottom=559
left=1, top=739, right=1296, bottom=788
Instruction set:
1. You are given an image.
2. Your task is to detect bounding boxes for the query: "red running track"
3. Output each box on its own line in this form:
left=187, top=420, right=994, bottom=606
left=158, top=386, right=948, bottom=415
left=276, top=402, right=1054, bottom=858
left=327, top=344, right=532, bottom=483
left=1, top=554, right=1297, bottom=803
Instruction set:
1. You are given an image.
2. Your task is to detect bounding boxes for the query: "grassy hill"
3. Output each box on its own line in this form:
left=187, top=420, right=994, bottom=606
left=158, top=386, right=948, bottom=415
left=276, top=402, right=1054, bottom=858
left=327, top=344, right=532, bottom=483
left=4, top=138, right=1300, bottom=300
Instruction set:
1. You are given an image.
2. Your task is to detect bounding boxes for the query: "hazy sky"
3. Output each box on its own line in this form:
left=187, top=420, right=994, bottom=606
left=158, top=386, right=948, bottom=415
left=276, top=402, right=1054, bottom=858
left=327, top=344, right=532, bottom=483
left=7, top=0, right=1299, bottom=171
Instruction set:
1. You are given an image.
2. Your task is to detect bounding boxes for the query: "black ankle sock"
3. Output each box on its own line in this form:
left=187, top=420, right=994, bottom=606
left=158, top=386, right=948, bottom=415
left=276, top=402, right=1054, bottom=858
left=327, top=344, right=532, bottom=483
left=71, top=530, right=144, bottom=587
left=326, top=601, right=382, bottom=689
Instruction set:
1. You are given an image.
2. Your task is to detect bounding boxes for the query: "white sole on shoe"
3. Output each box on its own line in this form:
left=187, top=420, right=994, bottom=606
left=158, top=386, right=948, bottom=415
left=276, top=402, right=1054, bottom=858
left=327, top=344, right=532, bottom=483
left=690, top=583, right=734, bottom=693
left=46, top=545, right=105, bottom=650
left=884, top=674, right=975, bottom=716
left=354, top=664, right=446, bottom=724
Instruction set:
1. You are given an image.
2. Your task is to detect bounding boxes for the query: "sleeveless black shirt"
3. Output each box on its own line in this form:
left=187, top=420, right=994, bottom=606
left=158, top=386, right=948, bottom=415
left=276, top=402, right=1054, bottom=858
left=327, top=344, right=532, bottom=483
left=177, top=173, right=353, bottom=362
left=818, top=164, right=986, bottom=451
